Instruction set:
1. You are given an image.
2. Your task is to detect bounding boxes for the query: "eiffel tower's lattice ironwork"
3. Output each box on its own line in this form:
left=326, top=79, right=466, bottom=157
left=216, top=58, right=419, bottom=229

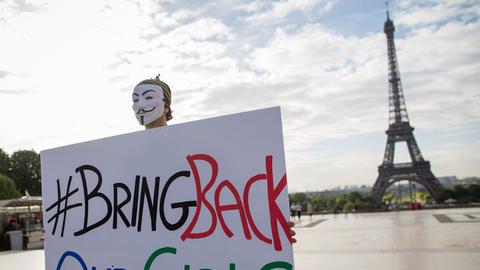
left=371, top=8, right=443, bottom=204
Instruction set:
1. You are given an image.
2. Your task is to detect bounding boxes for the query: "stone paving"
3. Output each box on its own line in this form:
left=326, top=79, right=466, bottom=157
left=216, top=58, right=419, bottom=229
left=293, top=207, right=480, bottom=270
left=1, top=207, right=479, bottom=269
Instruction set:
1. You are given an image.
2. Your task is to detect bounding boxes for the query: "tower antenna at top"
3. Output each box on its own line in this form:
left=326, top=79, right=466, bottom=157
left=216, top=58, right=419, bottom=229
left=385, top=1, right=390, bottom=20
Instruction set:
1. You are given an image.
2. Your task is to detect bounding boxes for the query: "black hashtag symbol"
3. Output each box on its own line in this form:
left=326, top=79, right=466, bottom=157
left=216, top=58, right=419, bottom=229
left=46, top=176, right=82, bottom=237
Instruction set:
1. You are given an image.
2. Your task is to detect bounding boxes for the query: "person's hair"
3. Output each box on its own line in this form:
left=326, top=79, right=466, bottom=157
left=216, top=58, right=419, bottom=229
left=137, top=75, right=173, bottom=121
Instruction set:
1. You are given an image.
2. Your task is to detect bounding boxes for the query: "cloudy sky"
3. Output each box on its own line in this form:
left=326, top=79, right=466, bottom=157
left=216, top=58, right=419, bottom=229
left=1, top=0, right=479, bottom=192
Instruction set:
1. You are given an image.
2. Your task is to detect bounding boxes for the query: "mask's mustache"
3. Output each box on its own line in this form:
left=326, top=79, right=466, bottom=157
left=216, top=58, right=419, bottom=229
left=137, top=107, right=156, bottom=114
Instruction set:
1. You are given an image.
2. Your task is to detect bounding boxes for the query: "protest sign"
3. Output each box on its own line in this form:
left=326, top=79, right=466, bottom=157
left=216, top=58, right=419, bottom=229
left=41, top=106, right=294, bottom=270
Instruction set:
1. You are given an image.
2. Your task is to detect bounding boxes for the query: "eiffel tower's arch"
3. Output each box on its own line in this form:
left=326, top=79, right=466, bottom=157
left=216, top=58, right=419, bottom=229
left=371, top=163, right=443, bottom=204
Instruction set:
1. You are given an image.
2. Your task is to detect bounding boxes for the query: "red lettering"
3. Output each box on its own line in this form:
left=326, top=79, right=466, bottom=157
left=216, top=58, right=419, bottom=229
left=181, top=154, right=218, bottom=241
left=265, top=155, right=291, bottom=251
left=181, top=153, right=291, bottom=251
left=243, top=173, right=272, bottom=244
left=214, top=180, right=252, bottom=239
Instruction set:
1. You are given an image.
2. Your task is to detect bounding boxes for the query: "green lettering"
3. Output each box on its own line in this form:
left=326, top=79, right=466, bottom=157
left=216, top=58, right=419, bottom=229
left=144, top=247, right=177, bottom=270
left=261, top=261, right=293, bottom=270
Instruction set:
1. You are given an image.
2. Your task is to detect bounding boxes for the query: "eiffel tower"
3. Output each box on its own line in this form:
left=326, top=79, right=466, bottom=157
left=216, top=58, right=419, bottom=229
left=371, top=7, right=443, bottom=204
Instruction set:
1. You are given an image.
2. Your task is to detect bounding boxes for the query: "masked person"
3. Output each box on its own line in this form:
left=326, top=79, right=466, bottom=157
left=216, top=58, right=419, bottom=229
left=131, top=75, right=297, bottom=243
left=132, top=75, right=173, bottom=129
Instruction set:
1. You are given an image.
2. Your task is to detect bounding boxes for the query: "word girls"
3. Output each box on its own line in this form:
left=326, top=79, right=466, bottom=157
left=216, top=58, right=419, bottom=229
left=55, top=249, right=293, bottom=270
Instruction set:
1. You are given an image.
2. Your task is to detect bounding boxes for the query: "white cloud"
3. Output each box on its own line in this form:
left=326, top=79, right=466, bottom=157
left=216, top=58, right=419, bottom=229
left=0, top=70, right=10, bottom=78
left=0, top=0, right=478, bottom=192
left=153, top=11, right=179, bottom=29
left=322, top=1, right=335, bottom=13
left=243, top=0, right=322, bottom=23
left=165, top=18, right=233, bottom=43
left=152, top=9, right=199, bottom=30
left=395, top=0, right=480, bottom=27
left=427, top=139, right=480, bottom=179
left=244, top=24, right=387, bottom=138
left=171, top=9, right=198, bottom=21
left=394, top=20, right=480, bottom=129
left=235, top=0, right=268, bottom=13
left=0, top=0, right=46, bottom=23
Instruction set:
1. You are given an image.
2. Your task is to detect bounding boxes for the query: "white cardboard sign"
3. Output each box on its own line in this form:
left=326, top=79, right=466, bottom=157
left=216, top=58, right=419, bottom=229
left=41, top=107, right=294, bottom=270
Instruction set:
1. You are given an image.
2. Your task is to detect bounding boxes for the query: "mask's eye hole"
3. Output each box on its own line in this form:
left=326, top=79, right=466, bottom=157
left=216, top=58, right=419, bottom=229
left=145, top=96, right=153, bottom=100
left=133, top=98, right=139, bottom=103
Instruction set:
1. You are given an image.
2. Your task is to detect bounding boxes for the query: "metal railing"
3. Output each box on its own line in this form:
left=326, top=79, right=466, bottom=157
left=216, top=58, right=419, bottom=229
left=393, top=162, right=413, bottom=169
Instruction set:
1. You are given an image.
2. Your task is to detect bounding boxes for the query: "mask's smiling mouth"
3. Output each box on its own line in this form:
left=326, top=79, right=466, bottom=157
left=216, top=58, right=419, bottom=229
left=137, top=107, right=156, bottom=114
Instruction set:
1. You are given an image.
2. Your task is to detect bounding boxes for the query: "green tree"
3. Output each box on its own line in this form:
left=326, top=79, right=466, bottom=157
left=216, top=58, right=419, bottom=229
left=9, top=150, right=41, bottom=195
left=344, top=202, right=355, bottom=212
left=468, top=185, right=480, bottom=202
left=311, top=194, right=327, bottom=210
left=442, top=188, right=455, bottom=202
left=0, top=173, right=20, bottom=199
left=335, top=195, right=347, bottom=209
left=382, top=192, right=394, bottom=203
left=347, top=191, right=363, bottom=204
left=326, top=196, right=337, bottom=209
left=289, top=192, right=307, bottom=210
left=452, top=185, right=470, bottom=203
left=417, top=191, right=431, bottom=202
left=0, top=148, right=10, bottom=175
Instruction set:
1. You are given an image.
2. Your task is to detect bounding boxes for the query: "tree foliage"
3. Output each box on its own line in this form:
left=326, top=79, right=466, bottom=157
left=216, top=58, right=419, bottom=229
left=291, top=191, right=373, bottom=213
left=440, top=184, right=480, bottom=203
left=0, top=148, right=10, bottom=175
left=290, top=184, right=480, bottom=213
left=347, top=191, right=363, bottom=204
left=9, top=149, right=41, bottom=195
left=382, top=192, right=394, bottom=202
left=0, top=173, right=20, bottom=200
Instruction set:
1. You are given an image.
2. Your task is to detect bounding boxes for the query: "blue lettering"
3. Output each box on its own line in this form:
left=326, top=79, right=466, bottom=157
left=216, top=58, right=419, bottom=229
left=56, top=251, right=126, bottom=270
left=56, top=251, right=88, bottom=270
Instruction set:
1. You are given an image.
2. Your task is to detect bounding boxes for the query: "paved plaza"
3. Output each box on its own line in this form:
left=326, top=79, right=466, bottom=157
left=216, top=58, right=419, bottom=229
left=293, top=207, right=480, bottom=270
left=1, top=207, right=479, bottom=269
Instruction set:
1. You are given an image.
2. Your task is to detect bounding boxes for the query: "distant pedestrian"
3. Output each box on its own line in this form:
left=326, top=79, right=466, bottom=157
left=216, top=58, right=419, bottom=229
left=296, top=204, right=301, bottom=219
left=6, top=219, right=19, bottom=231
left=307, top=203, right=314, bottom=218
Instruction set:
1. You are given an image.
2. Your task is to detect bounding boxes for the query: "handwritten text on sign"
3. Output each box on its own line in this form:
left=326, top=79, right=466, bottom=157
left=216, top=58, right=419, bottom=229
left=41, top=107, right=293, bottom=269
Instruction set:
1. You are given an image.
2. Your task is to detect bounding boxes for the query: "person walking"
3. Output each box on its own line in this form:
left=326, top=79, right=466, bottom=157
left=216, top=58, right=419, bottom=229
left=307, top=203, right=314, bottom=218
